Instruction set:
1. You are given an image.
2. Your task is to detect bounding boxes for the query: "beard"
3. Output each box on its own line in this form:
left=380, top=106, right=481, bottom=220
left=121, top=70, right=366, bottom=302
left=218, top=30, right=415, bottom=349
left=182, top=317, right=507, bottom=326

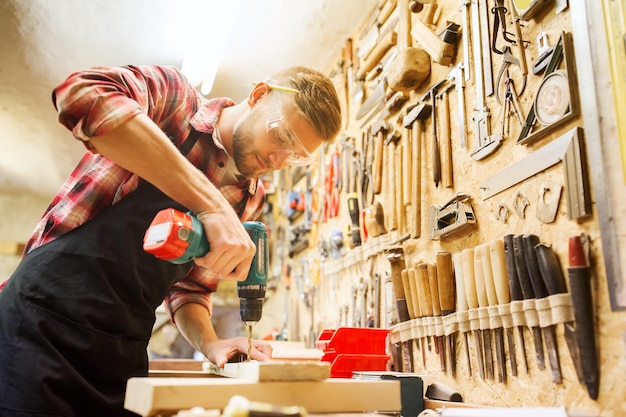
left=231, top=109, right=266, bottom=178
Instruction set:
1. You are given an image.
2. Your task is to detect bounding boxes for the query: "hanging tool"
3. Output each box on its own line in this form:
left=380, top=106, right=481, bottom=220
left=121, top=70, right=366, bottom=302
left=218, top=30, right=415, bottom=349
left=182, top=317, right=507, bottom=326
left=408, top=266, right=426, bottom=367
left=143, top=209, right=268, bottom=360
left=451, top=63, right=468, bottom=148
left=567, top=234, right=599, bottom=400
left=532, top=30, right=554, bottom=75
left=438, top=82, right=455, bottom=188
left=452, top=252, right=472, bottom=376
left=411, top=3, right=460, bottom=66
left=473, top=245, right=495, bottom=380
left=427, top=263, right=446, bottom=372
left=488, top=240, right=513, bottom=382
left=386, top=247, right=413, bottom=372
left=478, top=245, right=503, bottom=381
left=470, top=0, right=501, bottom=160
left=503, top=235, right=529, bottom=374
left=458, top=0, right=472, bottom=82
left=372, top=121, right=389, bottom=195
left=403, top=102, right=432, bottom=238
left=437, top=252, right=457, bottom=376
left=394, top=134, right=406, bottom=235
left=512, top=235, right=546, bottom=371
left=461, top=248, right=486, bottom=379
left=428, top=193, right=476, bottom=240
left=416, top=263, right=435, bottom=361
left=534, top=242, right=585, bottom=387
left=523, top=234, right=562, bottom=383
left=387, top=0, right=431, bottom=92
left=384, top=131, right=401, bottom=231
left=423, top=80, right=446, bottom=187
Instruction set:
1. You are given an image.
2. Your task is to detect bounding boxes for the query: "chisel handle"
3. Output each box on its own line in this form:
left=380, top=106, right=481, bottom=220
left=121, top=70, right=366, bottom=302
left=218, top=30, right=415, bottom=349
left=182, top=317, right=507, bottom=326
left=437, top=252, right=456, bottom=315
left=503, top=234, right=523, bottom=301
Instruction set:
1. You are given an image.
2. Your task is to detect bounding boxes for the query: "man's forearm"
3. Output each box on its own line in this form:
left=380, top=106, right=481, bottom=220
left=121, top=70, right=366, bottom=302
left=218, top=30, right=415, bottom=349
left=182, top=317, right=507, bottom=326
left=87, top=113, right=231, bottom=215
left=172, top=302, right=219, bottom=353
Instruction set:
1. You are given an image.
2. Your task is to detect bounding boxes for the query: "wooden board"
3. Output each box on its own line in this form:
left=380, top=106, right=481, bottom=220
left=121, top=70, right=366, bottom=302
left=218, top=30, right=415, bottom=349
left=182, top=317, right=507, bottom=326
left=124, top=377, right=401, bottom=417
left=203, top=360, right=330, bottom=381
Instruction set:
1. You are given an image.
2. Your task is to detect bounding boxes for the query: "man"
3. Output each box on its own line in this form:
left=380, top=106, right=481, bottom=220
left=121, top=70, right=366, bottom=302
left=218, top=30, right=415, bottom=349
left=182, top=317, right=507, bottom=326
left=0, top=64, right=341, bottom=416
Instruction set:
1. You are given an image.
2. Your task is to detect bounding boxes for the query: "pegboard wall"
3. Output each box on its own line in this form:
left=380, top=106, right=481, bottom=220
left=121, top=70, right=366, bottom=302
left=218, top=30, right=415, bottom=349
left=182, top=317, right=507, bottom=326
left=265, top=0, right=626, bottom=415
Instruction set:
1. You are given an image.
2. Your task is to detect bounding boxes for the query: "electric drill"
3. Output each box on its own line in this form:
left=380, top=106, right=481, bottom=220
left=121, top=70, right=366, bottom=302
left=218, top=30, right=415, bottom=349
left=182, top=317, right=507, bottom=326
left=143, top=208, right=268, bottom=357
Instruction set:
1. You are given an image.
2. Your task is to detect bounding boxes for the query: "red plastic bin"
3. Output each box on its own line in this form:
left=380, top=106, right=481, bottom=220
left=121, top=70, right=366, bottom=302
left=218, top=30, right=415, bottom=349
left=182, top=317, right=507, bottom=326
left=315, top=327, right=389, bottom=355
left=316, top=327, right=390, bottom=378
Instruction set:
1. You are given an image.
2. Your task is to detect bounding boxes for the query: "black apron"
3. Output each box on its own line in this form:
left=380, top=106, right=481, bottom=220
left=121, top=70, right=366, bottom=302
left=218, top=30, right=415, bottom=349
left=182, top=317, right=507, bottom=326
left=0, top=130, right=203, bottom=417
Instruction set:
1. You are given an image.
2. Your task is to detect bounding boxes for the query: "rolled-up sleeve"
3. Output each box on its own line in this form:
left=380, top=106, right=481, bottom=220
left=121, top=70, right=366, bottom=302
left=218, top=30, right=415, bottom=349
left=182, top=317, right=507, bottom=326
left=52, top=65, right=195, bottom=148
left=164, top=267, right=220, bottom=321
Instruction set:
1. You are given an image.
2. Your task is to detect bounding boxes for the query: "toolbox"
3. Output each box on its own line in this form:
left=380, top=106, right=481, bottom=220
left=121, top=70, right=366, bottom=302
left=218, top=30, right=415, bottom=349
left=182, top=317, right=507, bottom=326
left=316, top=327, right=390, bottom=378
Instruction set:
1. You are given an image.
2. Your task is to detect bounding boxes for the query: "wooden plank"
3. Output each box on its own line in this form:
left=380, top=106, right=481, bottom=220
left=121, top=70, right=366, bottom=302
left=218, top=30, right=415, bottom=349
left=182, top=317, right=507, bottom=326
left=203, top=360, right=330, bottom=381
left=124, top=377, right=401, bottom=417
left=149, top=359, right=206, bottom=371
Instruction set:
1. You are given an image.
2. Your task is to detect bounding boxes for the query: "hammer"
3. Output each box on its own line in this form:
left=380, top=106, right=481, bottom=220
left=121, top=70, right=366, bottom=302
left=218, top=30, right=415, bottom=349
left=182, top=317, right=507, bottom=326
left=403, top=102, right=431, bottom=238
left=422, top=80, right=445, bottom=188
left=386, top=0, right=431, bottom=92
left=372, top=121, right=389, bottom=195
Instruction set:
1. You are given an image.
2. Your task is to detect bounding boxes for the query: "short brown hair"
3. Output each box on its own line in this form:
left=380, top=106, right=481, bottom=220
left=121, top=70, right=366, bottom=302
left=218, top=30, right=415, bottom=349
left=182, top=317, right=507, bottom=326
left=268, top=66, right=341, bottom=143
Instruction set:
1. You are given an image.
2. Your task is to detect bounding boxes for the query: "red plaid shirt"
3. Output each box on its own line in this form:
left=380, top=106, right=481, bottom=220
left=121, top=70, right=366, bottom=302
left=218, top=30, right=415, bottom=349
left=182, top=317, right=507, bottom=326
left=19, top=65, right=265, bottom=317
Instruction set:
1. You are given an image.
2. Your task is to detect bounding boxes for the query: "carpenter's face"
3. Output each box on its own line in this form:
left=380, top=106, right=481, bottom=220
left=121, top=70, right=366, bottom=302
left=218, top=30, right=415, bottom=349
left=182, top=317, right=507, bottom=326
left=231, top=90, right=321, bottom=177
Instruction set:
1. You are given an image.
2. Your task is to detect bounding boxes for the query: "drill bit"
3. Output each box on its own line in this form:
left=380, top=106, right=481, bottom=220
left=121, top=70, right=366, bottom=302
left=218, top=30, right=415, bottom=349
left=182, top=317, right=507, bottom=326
left=247, top=324, right=253, bottom=362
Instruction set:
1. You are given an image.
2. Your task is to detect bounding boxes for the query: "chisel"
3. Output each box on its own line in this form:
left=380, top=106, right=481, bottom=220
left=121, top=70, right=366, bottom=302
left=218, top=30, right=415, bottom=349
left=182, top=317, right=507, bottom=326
left=473, top=246, right=494, bottom=380
left=534, top=242, right=585, bottom=387
left=428, top=263, right=446, bottom=372
left=503, top=234, right=529, bottom=374
left=462, top=248, right=485, bottom=379
left=452, top=252, right=472, bottom=376
left=567, top=235, right=599, bottom=399
left=522, top=234, right=562, bottom=384
left=437, top=252, right=457, bottom=376
left=512, top=235, right=545, bottom=371
left=416, top=263, right=435, bottom=359
left=488, top=240, right=513, bottom=382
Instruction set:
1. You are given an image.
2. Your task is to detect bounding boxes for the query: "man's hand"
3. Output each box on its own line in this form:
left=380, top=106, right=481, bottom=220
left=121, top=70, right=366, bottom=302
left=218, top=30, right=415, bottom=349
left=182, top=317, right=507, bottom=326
left=202, top=337, right=273, bottom=368
left=195, top=210, right=256, bottom=283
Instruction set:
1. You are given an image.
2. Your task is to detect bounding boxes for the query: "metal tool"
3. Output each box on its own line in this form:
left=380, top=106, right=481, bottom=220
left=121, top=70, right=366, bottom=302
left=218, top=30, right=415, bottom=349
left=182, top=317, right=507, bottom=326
left=489, top=239, right=514, bottom=381
left=428, top=193, right=476, bottom=240
left=144, top=209, right=268, bottom=359
left=458, top=0, right=472, bottom=82
left=534, top=242, right=585, bottom=385
left=403, top=103, right=432, bottom=238
left=522, top=233, right=562, bottom=383
left=473, top=245, right=495, bottom=380
left=437, top=252, right=457, bottom=376
left=423, top=80, right=446, bottom=187
left=426, top=263, right=446, bottom=372
left=567, top=234, right=599, bottom=399
left=480, top=127, right=591, bottom=221
left=511, top=235, right=545, bottom=371
left=450, top=64, right=467, bottom=148
left=503, top=234, right=529, bottom=374
left=452, top=252, right=472, bottom=376
left=470, top=0, right=502, bottom=160
left=462, top=248, right=486, bottom=379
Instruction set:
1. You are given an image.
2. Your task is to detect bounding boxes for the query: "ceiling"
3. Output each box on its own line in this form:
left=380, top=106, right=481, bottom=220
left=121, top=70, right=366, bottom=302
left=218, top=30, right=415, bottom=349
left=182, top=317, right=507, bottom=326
left=0, top=0, right=378, bottom=197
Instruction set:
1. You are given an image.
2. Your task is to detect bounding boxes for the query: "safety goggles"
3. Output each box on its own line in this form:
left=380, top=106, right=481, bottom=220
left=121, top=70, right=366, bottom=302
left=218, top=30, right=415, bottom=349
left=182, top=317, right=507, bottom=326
left=263, top=83, right=314, bottom=166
